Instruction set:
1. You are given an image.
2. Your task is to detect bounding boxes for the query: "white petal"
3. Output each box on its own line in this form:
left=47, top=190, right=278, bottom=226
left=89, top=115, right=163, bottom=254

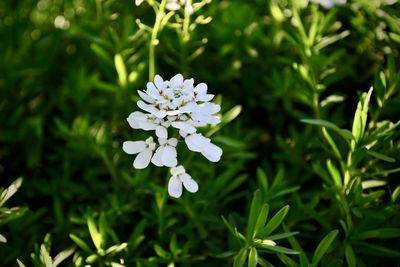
left=154, top=74, right=167, bottom=91
left=146, top=82, right=160, bottom=95
left=201, top=142, right=223, bottom=162
left=127, top=111, right=146, bottom=129
left=170, top=165, right=185, bottom=176
left=197, top=94, right=214, bottom=102
left=167, top=138, right=178, bottom=147
left=166, top=2, right=180, bottom=11
left=161, top=145, right=177, bottom=167
left=194, top=83, right=207, bottom=94
left=135, top=0, right=143, bottom=5
left=137, top=90, right=156, bottom=103
left=168, top=176, right=182, bottom=198
left=151, top=146, right=164, bottom=167
left=181, top=173, right=198, bottom=193
left=155, top=125, right=168, bottom=139
left=169, top=73, right=184, bottom=88
left=171, top=121, right=196, bottom=134
left=133, top=149, right=152, bottom=169
left=184, top=3, right=194, bottom=14
left=0, top=234, right=6, bottom=243
left=185, top=133, right=209, bottom=152
left=199, top=102, right=221, bottom=115
left=122, top=141, right=145, bottom=154
left=166, top=110, right=181, bottom=116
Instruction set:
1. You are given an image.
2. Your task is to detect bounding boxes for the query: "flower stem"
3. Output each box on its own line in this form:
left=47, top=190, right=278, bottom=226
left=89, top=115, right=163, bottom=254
left=149, top=0, right=167, bottom=81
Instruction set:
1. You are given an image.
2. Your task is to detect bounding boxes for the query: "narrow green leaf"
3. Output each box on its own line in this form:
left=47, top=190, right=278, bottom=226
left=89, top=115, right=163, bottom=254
left=354, top=228, right=400, bottom=240
left=154, top=244, right=169, bottom=258
left=300, top=119, right=353, bottom=141
left=222, top=216, right=236, bottom=236
left=326, top=160, right=342, bottom=188
left=87, top=217, right=102, bottom=251
left=356, top=241, right=400, bottom=257
left=234, top=248, right=248, bottom=267
left=277, top=254, right=299, bottom=267
left=253, top=204, right=269, bottom=238
left=114, top=54, right=127, bottom=88
left=53, top=247, right=75, bottom=267
left=366, top=150, right=395, bottom=162
left=16, top=259, right=26, bottom=267
left=345, top=244, right=356, bottom=267
left=0, top=177, right=23, bottom=207
left=259, top=244, right=299, bottom=255
left=392, top=185, right=400, bottom=202
left=248, top=247, right=258, bottom=267
left=221, top=105, right=242, bottom=125
left=257, top=168, right=269, bottom=192
left=247, top=190, right=262, bottom=239
left=268, top=231, right=299, bottom=241
left=69, top=234, right=94, bottom=255
left=260, top=205, right=290, bottom=238
left=312, top=229, right=338, bottom=265
left=361, top=180, right=386, bottom=189
left=351, top=87, right=373, bottom=149
left=325, top=259, right=343, bottom=267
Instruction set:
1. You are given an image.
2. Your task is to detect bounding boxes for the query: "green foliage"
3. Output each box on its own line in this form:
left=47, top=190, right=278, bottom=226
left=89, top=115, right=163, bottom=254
left=1, top=0, right=400, bottom=266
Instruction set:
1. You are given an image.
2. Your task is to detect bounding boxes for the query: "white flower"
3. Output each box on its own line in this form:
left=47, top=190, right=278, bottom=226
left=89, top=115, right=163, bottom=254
left=123, top=137, right=156, bottom=169
left=127, top=111, right=170, bottom=139
left=151, top=138, right=178, bottom=167
left=311, top=0, right=346, bottom=8
left=135, top=0, right=144, bottom=5
left=166, top=0, right=194, bottom=14
left=168, top=165, right=198, bottom=198
left=184, top=133, right=222, bottom=162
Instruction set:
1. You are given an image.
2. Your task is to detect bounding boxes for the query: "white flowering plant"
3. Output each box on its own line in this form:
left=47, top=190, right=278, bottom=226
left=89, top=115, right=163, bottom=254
left=123, top=73, right=222, bottom=198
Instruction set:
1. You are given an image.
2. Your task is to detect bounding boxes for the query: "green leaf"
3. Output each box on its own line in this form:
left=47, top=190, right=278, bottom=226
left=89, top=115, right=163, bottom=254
left=221, top=105, right=242, bottom=125
left=257, top=168, right=269, bottom=192
left=351, top=87, right=373, bottom=149
left=356, top=241, right=400, bottom=257
left=87, top=216, right=103, bottom=251
left=16, top=259, right=26, bottom=267
left=312, top=229, right=338, bottom=265
left=247, top=190, right=262, bottom=239
left=69, top=234, right=94, bottom=255
left=267, top=231, right=299, bottom=241
left=260, top=205, right=289, bottom=238
left=0, top=177, right=23, bottom=207
left=53, top=247, right=75, bottom=267
left=258, top=244, right=299, bottom=255
left=154, top=244, right=169, bottom=258
left=248, top=247, right=258, bottom=267
left=300, top=119, right=353, bottom=141
left=326, top=160, right=342, bottom=188
left=253, top=204, right=269, bottom=238
left=392, top=185, right=400, bottom=202
left=354, top=228, right=400, bottom=240
left=277, top=254, right=299, bottom=267
left=366, top=150, right=395, bottom=162
left=114, top=54, right=127, bottom=88
left=345, top=244, right=356, bottom=267
left=234, top=248, right=248, bottom=267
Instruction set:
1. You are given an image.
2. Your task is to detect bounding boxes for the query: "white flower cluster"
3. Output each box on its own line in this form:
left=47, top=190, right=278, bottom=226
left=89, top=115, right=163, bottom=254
left=311, top=0, right=346, bottom=9
left=135, top=0, right=194, bottom=14
left=123, top=74, right=222, bottom=198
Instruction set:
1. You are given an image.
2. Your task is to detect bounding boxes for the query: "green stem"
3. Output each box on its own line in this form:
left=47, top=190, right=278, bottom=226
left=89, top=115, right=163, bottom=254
left=149, top=0, right=167, bottom=81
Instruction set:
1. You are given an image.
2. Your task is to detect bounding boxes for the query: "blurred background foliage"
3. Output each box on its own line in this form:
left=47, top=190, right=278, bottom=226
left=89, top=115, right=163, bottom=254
left=1, top=0, right=400, bottom=266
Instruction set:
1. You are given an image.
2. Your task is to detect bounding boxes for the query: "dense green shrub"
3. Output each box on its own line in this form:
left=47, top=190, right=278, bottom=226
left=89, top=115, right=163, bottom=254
left=1, top=0, right=400, bottom=266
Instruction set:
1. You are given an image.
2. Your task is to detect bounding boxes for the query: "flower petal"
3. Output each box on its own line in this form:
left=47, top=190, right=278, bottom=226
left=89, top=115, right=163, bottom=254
left=168, top=176, right=182, bottom=198
left=194, top=83, right=207, bottom=94
left=151, top=146, right=164, bottom=167
left=161, top=145, right=177, bottom=167
left=133, top=149, right=152, bottom=169
left=201, top=142, right=223, bottom=162
left=154, top=74, right=167, bottom=91
left=181, top=173, right=198, bottom=193
left=137, top=90, right=156, bottom=103
left=155, top=125, right=168, bottom=139
left=169, top=73, right=184, bottom=88
left=122, top=141, right=145, bottom=154
left=170, top=165, right=185, bottom=176
left=185, top=133, right=209, bottom=152
left=171, top=121, right=196, bottom=134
